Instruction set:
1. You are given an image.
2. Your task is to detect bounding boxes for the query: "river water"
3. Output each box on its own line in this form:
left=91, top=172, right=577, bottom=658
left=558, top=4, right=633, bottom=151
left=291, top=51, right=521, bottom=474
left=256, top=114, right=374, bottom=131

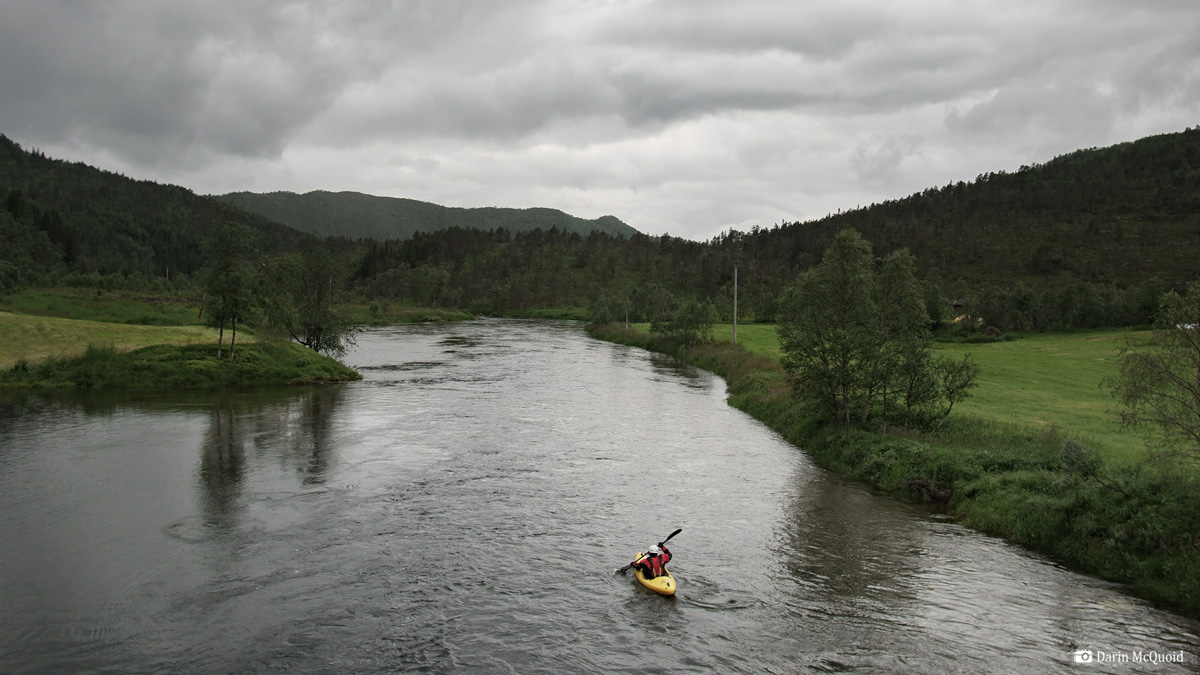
left=0, top=320, right=1197, bottom=674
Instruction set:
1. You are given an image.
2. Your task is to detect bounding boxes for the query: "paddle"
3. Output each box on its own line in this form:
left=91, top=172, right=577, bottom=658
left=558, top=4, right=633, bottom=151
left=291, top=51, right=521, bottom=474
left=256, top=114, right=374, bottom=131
left=616, top=528, right=682, bottom=574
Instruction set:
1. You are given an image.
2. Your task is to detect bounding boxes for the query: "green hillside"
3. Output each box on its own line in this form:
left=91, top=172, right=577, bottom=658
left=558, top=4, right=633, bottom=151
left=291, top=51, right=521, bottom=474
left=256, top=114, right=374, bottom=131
left=0, top=135, right=312, bottom=284
left=755, top=128, right=1200, bottom=290
left=350, top=128, right=1200, bottom=324
left=214, top=190, right=640, bottom=241
left=4, top=127, right=1199, bottom=332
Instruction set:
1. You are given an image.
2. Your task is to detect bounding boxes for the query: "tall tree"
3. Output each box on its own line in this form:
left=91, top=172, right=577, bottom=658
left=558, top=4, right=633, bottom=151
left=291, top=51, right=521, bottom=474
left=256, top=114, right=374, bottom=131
left=777, top=229, right=879, bottom=424
left=1107, top=280, right=1200, bottom=458
left=868, top=249, right=930, bottom=426
left=777, top=228, right=976, bottom=429
left=202, top=219, right=256, bottom=360
left=264, top=243, right=359, bottom=357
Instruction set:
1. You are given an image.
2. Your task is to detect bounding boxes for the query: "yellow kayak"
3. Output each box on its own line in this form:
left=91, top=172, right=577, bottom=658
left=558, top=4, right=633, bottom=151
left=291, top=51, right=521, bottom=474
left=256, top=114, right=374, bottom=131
left=632, top=552, right=677, bottom=596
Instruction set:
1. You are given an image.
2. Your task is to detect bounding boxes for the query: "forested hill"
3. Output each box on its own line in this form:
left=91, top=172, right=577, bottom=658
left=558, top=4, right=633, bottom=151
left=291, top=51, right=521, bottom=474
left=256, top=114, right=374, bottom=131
left=0, top=135, right=311, bottom=283
left=349, top=127, right=1200, bottom=330
left=213, top=190, right=640, bottom=241
left=3, top=126, right=1199, bottom=333
left=756, top=127, right=1200, bottom=289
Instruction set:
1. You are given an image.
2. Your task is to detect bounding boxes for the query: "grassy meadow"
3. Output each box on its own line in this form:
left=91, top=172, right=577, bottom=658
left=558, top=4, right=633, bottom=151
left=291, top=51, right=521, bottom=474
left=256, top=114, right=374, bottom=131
left=343, top=302, right=475, bottom=325
left=935, top=331, right=1145, bottom=462
left=0, top=310, right=232, bottom=369
left=710, top=322, right=783, bottom=359
left=0, top=287, right=482, bottom=375
left=627, top=322, right=786, bottom=358
left=694, top=323, right=1146, bottom=463
left=0, top=288, right=204, bottom=325
left=0, top=306, right=360, bottom=388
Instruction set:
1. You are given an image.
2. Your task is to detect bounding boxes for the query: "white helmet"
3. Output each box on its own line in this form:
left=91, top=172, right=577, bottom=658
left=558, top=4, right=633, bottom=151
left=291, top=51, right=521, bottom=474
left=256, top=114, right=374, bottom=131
left=647, top=545, right=662, bottom=555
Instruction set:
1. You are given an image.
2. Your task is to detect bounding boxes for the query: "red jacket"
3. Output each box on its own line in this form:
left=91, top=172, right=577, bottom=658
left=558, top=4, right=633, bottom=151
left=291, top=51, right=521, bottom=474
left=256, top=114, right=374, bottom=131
left=638, top=546, right=672, bottom=578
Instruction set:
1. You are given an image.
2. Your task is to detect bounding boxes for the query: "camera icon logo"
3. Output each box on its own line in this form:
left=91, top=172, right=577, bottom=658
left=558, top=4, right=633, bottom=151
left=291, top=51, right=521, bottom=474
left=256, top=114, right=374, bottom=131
left=1074, top=649, right=1094, bottom=663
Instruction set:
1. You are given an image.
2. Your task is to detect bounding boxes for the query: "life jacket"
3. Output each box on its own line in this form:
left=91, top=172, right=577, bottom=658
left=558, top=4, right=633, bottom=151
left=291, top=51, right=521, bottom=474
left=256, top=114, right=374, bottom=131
left=639, top=546, right=672, bottom=578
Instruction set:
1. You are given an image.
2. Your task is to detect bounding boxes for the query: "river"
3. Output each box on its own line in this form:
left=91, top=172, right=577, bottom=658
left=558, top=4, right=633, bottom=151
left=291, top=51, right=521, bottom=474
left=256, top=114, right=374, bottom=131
left=1, top=320, right=1197, bottom=673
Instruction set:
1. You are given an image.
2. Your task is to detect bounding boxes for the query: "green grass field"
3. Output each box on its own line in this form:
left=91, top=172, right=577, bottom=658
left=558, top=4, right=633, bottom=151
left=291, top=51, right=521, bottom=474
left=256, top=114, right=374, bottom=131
left=0, top=288, right=480, bottom=370
left=934, top=331, right=1145, bottom=461
left=626, top=322, right=784, bottom=358
left=629, top=322, right=1146, bottom=462
left=0, top=288, right=368, bottom=388
left=0, top=288, right=204, bottom=325
left=0, top=311, right=233, bottom=369
left=711, top=323, right=783, bottom=359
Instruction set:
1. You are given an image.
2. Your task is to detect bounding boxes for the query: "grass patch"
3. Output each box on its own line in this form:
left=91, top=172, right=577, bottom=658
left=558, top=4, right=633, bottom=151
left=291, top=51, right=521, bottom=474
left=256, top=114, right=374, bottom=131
left=0, top=288, right=203, bottom=325
left=1, top=340, right=360, bottom=389
left=934, top=330, right=1142, bottom=462
left=708, top=323, right=783, bottom=359
left=622, top=322, right=783, bottom=358
left=3, top=287, right=483, bottom=328
left=0, top=310, right=235, bottom=369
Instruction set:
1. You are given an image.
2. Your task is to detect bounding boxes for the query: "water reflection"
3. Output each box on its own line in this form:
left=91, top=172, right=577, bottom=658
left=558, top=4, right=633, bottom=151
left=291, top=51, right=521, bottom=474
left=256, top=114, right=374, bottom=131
left=199, top=398, right=246, bottom=523
left=0, top=386, right=349, bottom=534
left=647, top=352, right=710, bottom=390
left=196, top=386, right=348, bottom=527
left=780, top=472, right=922, bottom=607
left=289, top=386, right=341, bottom=485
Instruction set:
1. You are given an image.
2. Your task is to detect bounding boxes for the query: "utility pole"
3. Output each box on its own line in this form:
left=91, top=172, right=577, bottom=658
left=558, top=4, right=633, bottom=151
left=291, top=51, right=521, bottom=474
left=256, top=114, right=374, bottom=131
left=733, top=263, right=738, bottom=346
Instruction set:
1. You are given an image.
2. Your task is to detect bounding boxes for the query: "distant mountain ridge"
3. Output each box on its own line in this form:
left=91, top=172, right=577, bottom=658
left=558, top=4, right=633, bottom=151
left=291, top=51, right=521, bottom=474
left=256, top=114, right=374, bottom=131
left=213, top=190, right=640, bottom=241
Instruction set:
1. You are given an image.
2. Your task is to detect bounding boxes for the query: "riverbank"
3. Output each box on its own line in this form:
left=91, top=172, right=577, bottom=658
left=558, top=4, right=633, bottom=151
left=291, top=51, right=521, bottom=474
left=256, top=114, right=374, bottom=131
left=700, top=322, right=1142, bottom=462
left=0, top=340, right=360, bottom=389
left=0, top=307, right=359, bottom=389
left=588, top=323, right=1200, bottom=618
left=0, top=287, right=477, bottom=386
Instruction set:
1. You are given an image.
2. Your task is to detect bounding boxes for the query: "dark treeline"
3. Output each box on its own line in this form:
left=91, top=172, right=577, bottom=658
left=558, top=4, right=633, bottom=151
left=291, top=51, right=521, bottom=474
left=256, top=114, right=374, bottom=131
left=3, top=127, right=1199, bottom=333
left=348, top=127, right=1200, bottom=330
left=350, top=227, right=784, bottom=320
left=0, top=135, right=310, bottom=293
left=775, top=130, right=1200, bottom=289
left=750, top=127, right=1200, bottom=331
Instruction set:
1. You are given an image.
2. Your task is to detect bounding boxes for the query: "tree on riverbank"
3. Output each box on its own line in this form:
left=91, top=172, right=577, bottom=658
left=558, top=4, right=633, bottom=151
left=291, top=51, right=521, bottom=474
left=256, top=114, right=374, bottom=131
left=263, top=244, right=359, bottom=357
left=202, top=219, right=256, bottom=360
left=777, top=228, right=977, bottom=429
left=1108, top=279, right=1200, bottom=459
left=589, top=284, right=718, bottom=346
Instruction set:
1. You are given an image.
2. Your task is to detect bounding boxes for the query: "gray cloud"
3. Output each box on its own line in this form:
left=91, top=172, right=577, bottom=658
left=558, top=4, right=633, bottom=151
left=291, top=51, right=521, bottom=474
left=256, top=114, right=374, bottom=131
left=0, top=0, right=505, bottom=161
left=852, top=136, right=920, bottom=187
left=2, top=0, right=1198, bottom=239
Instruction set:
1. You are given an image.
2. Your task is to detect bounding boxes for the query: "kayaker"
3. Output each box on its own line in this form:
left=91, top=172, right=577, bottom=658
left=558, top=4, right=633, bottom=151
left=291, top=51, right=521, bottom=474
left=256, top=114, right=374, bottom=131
left=634, top=543, right=672, bottom=579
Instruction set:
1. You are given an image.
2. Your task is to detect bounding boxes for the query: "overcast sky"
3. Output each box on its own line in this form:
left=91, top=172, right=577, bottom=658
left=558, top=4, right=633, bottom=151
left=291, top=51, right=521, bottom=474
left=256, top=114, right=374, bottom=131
left=2, top=1, right=1198, bottom=241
